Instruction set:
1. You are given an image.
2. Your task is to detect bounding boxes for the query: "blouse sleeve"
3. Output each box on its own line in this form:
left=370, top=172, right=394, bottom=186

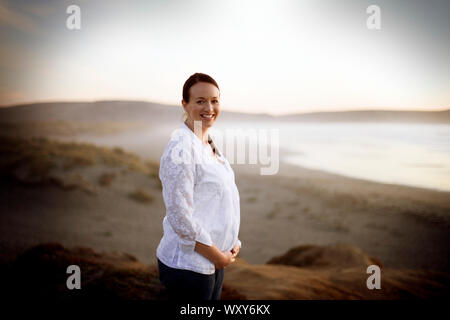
left=159, top=140, right=213, bottom=254
left=236, top=239, right=242, bottom=249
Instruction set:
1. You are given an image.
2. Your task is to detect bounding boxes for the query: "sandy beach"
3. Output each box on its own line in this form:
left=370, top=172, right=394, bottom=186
left=0, top=103, right=449, bottom=299
left=1, top=120, right=449, bottom=273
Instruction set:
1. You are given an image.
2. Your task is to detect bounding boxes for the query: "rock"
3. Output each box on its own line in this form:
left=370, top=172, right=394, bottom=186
left=266, top=243, right=383, bottom=270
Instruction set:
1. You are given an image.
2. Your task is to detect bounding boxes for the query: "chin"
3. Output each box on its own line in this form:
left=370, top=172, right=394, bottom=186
left=201, top=120, right=216, bottom=128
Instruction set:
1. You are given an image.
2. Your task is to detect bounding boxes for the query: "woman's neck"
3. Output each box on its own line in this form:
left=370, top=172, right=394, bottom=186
left=185, top=120, right=209, bottom=144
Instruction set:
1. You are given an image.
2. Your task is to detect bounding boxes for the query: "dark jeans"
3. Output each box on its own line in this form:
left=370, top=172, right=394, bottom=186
left=157, top=258, right=224, bottom=300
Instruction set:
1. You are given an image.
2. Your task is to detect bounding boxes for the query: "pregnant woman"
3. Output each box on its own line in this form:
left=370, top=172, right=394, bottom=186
left=156, top=73, right=242, bottom=300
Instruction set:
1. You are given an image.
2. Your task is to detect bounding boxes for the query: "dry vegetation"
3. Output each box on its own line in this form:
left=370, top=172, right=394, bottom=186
left=0, top=120, right=148, bottom=137
left=128, top=188, right=154, bottom=204
left=98, top=172, right=116, bottom=186
left=0, top=134, right=159, bottom=194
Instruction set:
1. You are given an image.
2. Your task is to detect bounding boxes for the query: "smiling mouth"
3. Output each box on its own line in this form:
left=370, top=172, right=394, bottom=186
left=201, top=114, right=215, bottom=120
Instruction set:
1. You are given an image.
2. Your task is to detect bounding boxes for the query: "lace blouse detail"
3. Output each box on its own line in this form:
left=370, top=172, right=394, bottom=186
left=156, top=122, right=241, bottom=274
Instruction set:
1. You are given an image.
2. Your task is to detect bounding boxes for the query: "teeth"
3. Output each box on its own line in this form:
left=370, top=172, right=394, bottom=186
left=201, top=114, right=214, bottom=119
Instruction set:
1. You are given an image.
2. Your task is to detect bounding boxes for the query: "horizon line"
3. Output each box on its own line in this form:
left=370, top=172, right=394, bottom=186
left=1, top=98, right=449, bottom=116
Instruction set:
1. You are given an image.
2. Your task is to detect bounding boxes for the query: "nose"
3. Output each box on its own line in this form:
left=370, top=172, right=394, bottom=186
left=204, top=102, right=213, bottom=112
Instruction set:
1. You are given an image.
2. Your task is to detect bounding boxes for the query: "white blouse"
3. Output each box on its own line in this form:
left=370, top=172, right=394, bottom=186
left=156, top=122, right=242, bottom=275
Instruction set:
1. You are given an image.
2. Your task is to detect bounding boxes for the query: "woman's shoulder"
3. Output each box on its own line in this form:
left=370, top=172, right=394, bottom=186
left=160, top=126, right=197, bottom=165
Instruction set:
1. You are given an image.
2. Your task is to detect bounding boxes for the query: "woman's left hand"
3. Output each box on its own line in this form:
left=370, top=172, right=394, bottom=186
left=230, top=243, right=240, bottom=257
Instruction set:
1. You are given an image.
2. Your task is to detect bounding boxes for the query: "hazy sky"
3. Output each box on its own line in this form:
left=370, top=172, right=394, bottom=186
left=0, top=0, right=449, bottom=114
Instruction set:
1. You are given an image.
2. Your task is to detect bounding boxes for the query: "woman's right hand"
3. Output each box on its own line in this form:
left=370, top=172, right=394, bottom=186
left=195, top=241, right=236, bottom=269
left=215, top=251, right=235, bottom=269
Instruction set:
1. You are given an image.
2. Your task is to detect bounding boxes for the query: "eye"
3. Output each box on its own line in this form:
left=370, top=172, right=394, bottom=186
left=213, top=100, right=219, bottom=103
left=197, top=100, right=204, bottom=104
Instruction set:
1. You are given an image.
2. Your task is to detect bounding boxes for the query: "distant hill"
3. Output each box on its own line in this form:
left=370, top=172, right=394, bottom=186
left=0, top=100, right=448, bottom=124
left=0, top=101, right=178, bottom=123
left=0, top=100, right=273, bottom=123
left=275, top=109, right=450, bottom=123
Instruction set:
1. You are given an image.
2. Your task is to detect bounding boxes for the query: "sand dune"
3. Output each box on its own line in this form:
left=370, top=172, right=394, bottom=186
left=2, top=242, right=448, bottom=300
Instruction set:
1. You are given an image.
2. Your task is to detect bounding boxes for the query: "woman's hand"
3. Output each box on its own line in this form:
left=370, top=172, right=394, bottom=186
left=214, top=251, right=235, bottom=269
left=231, top=243, right=240, bottom=258
left=214, top=244, right=241, bottom=269
left=195, top=241, right=239, bottom=269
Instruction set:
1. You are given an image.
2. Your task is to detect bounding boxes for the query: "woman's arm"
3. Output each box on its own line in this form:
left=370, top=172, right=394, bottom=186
left=195, top=242, right=235, bottom=269
left=160, top=140, right=213, bottom=252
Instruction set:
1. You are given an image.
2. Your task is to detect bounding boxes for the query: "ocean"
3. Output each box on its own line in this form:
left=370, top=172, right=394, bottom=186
left=215, top=121, right=450, bottom=192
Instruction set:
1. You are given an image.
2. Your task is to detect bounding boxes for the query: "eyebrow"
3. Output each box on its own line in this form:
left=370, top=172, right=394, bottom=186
left=196, top=97, right=219, bottom=99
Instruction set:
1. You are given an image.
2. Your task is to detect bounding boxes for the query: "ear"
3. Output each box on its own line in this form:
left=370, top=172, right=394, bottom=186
left=181, top=99, right=186, bottom=108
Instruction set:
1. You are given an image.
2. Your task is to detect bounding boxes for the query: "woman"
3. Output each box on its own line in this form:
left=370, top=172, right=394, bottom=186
left=156, top=73, right=242, bottom=300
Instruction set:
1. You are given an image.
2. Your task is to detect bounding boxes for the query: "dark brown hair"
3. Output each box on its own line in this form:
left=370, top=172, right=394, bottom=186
left=182, top=73, right=220, bottom=103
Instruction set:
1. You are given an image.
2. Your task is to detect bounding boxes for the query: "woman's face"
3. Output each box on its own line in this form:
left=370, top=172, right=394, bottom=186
left=182, top=82, right=221, bottom=131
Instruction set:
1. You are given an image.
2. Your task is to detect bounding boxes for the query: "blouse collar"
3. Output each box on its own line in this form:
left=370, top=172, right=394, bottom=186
left=180, top=122, right=222, bottom=158
left=181, top=122, right=208, bottom=146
